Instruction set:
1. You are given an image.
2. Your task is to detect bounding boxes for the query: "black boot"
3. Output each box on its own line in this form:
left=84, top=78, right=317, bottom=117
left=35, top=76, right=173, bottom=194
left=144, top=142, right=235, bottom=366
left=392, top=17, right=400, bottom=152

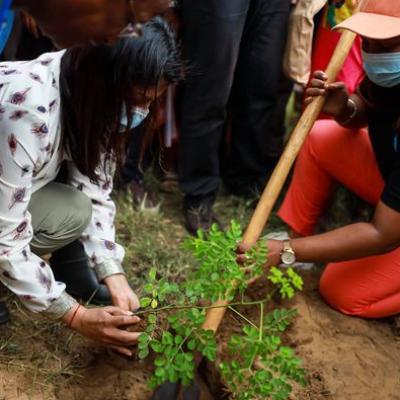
left=50, top=240, right=112, bottom=305
left=184, top=205, right=221, bottom=236
left=0, top=301, right=10, bottom=324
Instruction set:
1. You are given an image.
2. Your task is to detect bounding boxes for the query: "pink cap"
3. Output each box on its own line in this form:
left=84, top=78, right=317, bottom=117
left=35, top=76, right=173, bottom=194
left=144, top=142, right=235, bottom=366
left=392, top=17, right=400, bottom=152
left=334, top=0, right=400, bottom=39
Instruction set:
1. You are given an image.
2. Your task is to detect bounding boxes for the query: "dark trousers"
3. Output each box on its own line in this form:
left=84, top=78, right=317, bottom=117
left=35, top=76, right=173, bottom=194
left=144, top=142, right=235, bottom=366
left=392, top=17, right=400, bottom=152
left=178, top=0, right=290, bottom=208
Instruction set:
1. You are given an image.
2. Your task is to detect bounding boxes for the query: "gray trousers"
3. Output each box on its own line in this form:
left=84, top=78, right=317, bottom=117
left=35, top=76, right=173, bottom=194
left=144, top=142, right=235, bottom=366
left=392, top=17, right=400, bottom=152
left=29, top=183, right=92, bottom=256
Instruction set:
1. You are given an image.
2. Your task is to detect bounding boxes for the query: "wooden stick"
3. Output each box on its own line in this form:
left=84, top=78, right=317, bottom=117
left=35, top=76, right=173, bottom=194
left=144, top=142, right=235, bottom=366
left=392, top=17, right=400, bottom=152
left=202, top=29, right=357, bottom=333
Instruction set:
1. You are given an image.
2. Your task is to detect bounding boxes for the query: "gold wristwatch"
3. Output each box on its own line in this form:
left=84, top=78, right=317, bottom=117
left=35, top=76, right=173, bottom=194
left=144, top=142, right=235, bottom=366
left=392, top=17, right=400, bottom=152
left=280, top=241, right=296, bottom=265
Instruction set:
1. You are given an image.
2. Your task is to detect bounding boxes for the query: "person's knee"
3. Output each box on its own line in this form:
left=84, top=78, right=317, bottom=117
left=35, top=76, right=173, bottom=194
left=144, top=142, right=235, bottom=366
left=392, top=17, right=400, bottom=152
left=307, top=120, right=348, bottom=160
left=319, top=266, right=362, bottom=317
left=30, top=184, right=93, bottom=255
left=51, top=184, right=92, bottom=239
left=67, top=189, right=92, bottom=236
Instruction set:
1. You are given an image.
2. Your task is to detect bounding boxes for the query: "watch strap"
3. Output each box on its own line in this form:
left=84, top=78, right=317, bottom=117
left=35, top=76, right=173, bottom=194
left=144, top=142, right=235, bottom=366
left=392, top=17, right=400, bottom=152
left=283, top=240, right=294, bottom=254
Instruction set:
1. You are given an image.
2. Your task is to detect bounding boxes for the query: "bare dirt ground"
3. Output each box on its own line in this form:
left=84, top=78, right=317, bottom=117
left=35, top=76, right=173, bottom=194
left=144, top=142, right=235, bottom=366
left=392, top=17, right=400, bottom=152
left=214, top=271, right=400, bottom=400
left=290, top=273, right=400, bottom=400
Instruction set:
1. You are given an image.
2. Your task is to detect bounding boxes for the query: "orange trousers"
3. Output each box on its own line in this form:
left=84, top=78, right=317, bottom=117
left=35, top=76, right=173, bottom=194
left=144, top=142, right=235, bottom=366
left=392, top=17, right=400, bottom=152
left=278, top=120, right=400, bottom=318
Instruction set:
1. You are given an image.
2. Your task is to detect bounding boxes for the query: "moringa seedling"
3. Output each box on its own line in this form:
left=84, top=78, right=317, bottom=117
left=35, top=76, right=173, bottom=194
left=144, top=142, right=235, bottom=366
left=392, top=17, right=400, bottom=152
left=135, top=221, right=306, bottom=399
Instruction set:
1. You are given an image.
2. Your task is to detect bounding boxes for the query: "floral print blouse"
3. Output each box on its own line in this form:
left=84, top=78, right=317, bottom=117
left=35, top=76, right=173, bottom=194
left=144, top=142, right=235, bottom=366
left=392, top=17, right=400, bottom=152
left=0, top=51, right=125, bottom=319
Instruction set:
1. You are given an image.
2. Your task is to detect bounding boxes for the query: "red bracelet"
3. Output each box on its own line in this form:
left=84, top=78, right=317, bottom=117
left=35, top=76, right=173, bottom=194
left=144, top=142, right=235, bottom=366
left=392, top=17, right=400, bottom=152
left=68, top=304, right=81, bottom=328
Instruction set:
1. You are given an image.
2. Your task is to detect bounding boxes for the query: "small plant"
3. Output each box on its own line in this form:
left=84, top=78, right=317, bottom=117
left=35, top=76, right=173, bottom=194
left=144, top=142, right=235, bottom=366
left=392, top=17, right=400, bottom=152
left=220, top=309, right=306, bottom=400
left=136, top=221, right=306, bottom=399
left=183, top=221, right=266, bottom=302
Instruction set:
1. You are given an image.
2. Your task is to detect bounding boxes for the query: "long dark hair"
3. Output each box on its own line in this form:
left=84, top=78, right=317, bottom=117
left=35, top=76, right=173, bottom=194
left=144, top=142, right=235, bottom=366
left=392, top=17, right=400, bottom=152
left=60, top=17, right=183, bottom=181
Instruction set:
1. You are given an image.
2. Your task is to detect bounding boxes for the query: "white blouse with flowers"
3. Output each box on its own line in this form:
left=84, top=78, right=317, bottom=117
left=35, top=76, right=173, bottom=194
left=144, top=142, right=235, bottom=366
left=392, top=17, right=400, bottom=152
left=0, top=50, right=125, bottom=319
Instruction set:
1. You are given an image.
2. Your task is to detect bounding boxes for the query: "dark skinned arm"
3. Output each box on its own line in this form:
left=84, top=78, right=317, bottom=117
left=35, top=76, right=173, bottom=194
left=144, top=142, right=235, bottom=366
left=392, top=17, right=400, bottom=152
left=264, top=201, right=400, bottom=267
left=238, top=73, right=392, bottom=268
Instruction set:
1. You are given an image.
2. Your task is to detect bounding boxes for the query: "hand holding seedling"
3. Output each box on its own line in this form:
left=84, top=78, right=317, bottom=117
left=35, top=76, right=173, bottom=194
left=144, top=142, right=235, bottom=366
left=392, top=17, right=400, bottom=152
left=104, top=274, right=140, bottom=312
left=63, top=305, right=142, bottom=357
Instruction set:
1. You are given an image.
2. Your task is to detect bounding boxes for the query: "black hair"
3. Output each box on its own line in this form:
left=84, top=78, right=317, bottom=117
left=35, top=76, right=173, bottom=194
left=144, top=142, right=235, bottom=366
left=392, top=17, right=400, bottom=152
left=60, top=17, right=183, bottom=181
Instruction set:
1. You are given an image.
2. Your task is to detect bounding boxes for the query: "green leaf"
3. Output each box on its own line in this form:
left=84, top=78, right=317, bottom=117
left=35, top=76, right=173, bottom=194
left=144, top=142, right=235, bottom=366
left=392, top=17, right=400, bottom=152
left=138, top=340, right=148, bottom=350
left=162, top=331, right=174, bottom=346
left=138, top=348, right=149, bottom=359
left=164, top=345, right=174, bottom=357
left=155, top=367, right=166, bottom=378
left=150, top=341, right=163, bottom=353
left=168, top=369, right=179, bottom=382
left=184, top=352, right=194, bottom=362
left=140, top=297, right=152, bottom=308
left=211, top=272, right=219, bottom=281
left=202, top=346, right=216, bottom=361
left=145, top=324, right=156, bottom=333
left=138, top=333, right=149, bottom=343
left=151, top=299, right=158, bottom=309
left=143, top=283, right=153, bottom=293
left=187, top=339, right=196, bottom=350
left=174, top=335, right=183, bottom=345
left=154, top=358, right=165, bottom=367
left=149, top=268, right=157, bottom=281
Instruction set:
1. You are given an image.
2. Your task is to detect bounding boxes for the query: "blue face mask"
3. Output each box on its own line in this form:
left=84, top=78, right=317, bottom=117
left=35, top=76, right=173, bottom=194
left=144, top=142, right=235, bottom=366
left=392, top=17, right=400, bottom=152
left=120, top=106, right=150, bottom=130
left=362, top=50, right=400, bottom=88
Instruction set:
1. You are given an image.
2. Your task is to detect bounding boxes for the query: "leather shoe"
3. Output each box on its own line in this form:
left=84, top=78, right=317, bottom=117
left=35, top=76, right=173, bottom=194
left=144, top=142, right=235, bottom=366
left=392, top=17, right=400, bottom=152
left=50, top=240, right=112, bottom=305
left=0, top=301, right=10, bottom=324
left=184, top=206, right=221, bottom=236
left=130, top=180, right=159, bottom=210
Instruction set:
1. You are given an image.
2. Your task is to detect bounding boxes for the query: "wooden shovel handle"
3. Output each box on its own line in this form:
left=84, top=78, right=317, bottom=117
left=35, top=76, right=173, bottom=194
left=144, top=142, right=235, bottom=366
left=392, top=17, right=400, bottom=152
left=202, top=30, right=357, bottom=333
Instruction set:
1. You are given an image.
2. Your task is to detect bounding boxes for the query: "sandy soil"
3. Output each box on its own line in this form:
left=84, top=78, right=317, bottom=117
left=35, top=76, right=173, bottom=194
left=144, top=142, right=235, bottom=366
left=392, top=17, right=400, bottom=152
left=216, top=271, right=400, bottom=400
left=290, top=273, right=400, bottom=400
left=1, top=271, right=400, bottom=400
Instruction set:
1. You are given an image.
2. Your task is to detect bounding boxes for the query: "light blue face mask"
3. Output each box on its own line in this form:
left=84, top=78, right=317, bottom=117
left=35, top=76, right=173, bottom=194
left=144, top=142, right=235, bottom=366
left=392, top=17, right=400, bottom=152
left=362, top=50, right=400, bottom=88
left=120, top=106, right=150, bottom=130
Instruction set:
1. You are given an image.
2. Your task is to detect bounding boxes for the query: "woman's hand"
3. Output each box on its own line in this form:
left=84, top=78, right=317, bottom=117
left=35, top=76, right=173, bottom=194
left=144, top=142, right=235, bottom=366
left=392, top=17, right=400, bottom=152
left=63, top=305, right=142, bottom=356
left=236, top=240, right=283, bottom=271
left=305, top=71, right=350, bottom=119
left=265, top=240, right=284, bottom=268
left=104, top=274, right=140, bottom=312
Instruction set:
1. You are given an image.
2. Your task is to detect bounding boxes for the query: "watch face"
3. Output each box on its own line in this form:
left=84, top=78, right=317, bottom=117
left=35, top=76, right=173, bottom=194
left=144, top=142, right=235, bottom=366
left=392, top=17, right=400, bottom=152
left=281, top=251, right=296, bottom=265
